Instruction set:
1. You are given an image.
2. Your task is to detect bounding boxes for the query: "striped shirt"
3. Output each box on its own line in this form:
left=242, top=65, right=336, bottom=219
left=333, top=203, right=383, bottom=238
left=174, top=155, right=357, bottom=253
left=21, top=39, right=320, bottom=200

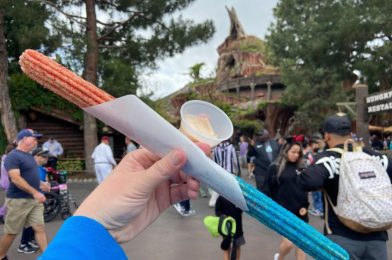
left=212, top=142, right=239, bottom=174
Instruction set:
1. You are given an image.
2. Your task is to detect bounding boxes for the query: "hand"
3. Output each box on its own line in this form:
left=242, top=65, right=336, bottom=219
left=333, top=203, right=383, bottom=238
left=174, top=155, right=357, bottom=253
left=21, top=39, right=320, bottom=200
left=33, top=191, right=46, bottom=203
left=75, top=143, right=210, bottom=243
left=40, top=181, right=51, bottom=192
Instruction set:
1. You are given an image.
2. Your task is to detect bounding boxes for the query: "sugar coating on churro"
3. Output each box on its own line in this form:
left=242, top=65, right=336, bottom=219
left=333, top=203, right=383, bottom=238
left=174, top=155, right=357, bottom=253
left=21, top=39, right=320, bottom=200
left=19, top=49, right=114, bottom=108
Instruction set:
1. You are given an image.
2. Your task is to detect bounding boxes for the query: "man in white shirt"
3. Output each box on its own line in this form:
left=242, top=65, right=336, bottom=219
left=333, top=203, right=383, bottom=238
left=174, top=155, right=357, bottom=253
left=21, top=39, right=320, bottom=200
left=125, top=137, right=137, bottom=154
left=42, top=137, right=63, bottom=169
left=91, top=136, right=117, bottom=184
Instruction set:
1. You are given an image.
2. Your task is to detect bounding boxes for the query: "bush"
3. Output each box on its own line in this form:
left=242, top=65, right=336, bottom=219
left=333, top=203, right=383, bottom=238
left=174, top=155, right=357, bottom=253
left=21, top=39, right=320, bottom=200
left=57, top=159, right=84, bottom=174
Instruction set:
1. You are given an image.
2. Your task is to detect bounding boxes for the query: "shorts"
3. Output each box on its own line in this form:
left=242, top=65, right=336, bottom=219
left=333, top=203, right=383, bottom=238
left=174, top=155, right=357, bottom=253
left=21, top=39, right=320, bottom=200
left=248, top=156, right=255, bottom=164
left=234, top=235, right=246, bottom=247
left=4, top=198, right=44, bottom=234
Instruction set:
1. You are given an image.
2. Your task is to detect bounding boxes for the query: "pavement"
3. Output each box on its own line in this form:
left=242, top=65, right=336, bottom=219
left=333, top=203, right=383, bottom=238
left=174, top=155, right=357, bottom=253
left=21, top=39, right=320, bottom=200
left=0, top=178, right=391, bottom=259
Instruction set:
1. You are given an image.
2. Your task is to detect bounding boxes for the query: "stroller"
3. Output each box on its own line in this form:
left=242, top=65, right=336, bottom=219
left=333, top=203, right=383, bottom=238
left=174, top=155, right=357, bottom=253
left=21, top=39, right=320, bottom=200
left=43, top=167, right=78, bottom=222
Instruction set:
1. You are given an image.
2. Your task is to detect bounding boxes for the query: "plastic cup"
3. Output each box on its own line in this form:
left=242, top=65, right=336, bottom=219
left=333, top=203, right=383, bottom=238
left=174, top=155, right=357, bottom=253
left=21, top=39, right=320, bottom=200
left=180, top=100, right=233, bottom=147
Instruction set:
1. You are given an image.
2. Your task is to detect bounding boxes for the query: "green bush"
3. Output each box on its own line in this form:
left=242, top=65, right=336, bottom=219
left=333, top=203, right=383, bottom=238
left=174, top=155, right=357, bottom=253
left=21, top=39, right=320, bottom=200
left=57, top=159, right=84, bottom=174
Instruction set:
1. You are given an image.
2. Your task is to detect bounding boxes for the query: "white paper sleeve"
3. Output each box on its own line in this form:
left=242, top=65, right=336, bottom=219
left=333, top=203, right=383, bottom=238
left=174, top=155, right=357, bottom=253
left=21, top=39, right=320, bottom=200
left=84, top=95, right=248, bottom=211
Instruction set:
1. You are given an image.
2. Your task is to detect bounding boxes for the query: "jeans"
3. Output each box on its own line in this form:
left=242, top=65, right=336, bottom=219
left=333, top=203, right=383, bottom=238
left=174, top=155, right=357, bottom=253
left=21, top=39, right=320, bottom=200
left=21, top=227, right=34, bottom=245
left=312, top=191, right=323, bottom=212
left=327, top=234, right=387, bottom=260
left=180, top=200, right=190, bottom=212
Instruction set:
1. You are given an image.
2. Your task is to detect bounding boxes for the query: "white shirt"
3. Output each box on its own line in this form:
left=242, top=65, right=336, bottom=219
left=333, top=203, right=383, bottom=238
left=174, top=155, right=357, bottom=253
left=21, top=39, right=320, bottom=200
left=91, top=143, right=117, bottom=166
left=43, top=140, right=63, bottom=157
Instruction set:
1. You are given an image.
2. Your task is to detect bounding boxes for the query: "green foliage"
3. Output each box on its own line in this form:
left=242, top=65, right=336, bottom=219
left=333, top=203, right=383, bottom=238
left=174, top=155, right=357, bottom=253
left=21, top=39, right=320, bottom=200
left=189, top=62, right=205, bottom=82
left=53, top=0, right=215, bottom=96
left=188, top=78, right=215, bottom=88
left=266, top=0, right=392, bottom=131
left=211, top=100, right=233, bottom=117
left=234, top=119, right=263, bottom=133
left=57, top=159, right=84, bottom=174
left=99, top=58, right=139, bottom=97
left=238, top=36, right=267, bottom=54
left=3, top=0, right=61, bottom=61
left=1, top=0, right=66, bottom=129
left=9, top=73, right=82, bottom=122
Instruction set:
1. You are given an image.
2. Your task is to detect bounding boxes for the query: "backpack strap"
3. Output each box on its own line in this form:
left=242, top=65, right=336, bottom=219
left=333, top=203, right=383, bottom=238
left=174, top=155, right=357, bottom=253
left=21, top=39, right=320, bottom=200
left=323, top=192, right=336, bottom=235
left=327, top=148, right=345, bottom=154
left=327, top=139, right=363, bottom=154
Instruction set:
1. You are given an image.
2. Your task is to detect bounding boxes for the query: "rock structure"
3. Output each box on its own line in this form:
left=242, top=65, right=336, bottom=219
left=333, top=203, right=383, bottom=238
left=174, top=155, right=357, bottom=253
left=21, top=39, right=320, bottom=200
left=162, top=7, right=293, bottom=137
left=216, top=7, right=278, bottom=85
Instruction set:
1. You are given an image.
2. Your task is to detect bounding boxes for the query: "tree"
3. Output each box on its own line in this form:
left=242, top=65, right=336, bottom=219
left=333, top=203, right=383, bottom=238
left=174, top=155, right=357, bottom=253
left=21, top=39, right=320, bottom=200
left=189, top=62, right=205, bottom=82
left=267, top=0, right=392, bottom=131
left=44, top=0, right=215, bottom=171
left=0, top=0, right=60, bottom=144
left=0, top=7, right=17, bottom=143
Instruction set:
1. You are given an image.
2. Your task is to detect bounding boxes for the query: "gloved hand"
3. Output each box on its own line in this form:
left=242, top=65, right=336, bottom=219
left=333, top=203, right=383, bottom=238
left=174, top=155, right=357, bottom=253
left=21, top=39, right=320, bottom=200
left=75, top=143, right=210, bottom=243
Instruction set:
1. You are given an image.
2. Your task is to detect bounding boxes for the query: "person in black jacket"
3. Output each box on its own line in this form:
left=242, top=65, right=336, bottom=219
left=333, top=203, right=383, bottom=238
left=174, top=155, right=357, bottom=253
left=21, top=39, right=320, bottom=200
left=247, top=129, right=280, bottom=194
left=215, top=195, right=245, bottom=260
left=298, top=113, right=392, bottom=260
left=268, top=141, right=308, bottom=260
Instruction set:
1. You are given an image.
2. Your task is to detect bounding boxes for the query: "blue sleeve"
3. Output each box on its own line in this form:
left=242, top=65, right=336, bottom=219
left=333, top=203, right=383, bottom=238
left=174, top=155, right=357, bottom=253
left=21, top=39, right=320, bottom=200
left=39, top=216, right=127, bottom=260
left=38, top=166, right=47, bottom=181
left=4, top=153, right=19, bottom=171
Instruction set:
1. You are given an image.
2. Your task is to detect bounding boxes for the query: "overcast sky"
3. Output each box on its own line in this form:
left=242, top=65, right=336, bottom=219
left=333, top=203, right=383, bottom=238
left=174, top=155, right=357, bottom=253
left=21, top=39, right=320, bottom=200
left=139, top=0, right=279, bottom=99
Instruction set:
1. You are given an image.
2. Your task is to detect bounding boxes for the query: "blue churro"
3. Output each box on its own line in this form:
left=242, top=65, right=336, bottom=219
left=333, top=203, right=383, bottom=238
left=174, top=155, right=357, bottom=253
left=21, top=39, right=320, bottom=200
left=237, top=177, right=349, bottom=260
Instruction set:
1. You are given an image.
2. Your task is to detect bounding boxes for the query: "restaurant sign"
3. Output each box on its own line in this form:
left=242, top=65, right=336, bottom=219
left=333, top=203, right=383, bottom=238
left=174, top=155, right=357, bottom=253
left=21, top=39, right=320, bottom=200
left=366, top=90, right=392, bottom=114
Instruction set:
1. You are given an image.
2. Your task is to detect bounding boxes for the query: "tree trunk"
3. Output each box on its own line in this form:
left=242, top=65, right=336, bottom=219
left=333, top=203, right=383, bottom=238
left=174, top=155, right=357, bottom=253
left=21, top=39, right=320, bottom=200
left=0, top=8, right=17, bottom=143
left=83, top=0, right=98, bottom=173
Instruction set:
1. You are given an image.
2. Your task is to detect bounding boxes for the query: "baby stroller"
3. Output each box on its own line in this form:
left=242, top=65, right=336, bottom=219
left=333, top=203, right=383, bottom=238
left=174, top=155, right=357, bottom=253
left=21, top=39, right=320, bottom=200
left=43, top=167, right=78, bottom=222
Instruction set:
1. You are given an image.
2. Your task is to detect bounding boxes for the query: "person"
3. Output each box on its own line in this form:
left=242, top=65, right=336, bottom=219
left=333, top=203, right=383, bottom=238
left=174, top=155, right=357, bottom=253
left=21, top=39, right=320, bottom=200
left=238, top=135, right=249, bottom=171
left=209, top=140, right=239, bottom=207
left=303, top=138, right=324, bottom=217
left=247, top=129, right=280, bottom=194
left=298, top=113, right=392, bottom=260
left=0, top=144, right=16, bottom=224
left=0, top=129, right=49, bottom=260
left=268, top=141, right=308, bottom=260
left=173, top=199, right=196, bottom=217
left=246, top=138, right=256, bottom=179
left=124, top=137, right=137, bottom=154
left=215, top=194, right=245, bottom=260
left=18, top=147, right=51, bottom=254
left=42, top=137, right=63, bottom=169
left=370, top=134, right=383, bottom=151
left=39, top=143, right=210, bottom=259
left=91, top=136, right=117, bottom=184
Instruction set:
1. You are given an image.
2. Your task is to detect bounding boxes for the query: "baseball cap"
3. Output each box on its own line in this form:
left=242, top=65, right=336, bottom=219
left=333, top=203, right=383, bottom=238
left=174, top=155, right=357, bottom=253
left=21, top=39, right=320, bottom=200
left=32, top=147, right=49, bottom=157
left=323, top=113, right=352, bottom=136
left=255, top=129, right=269, bottom=136
left=101, top=136, right=110, bottom=141
left=16, top=129, right=43, bottom=142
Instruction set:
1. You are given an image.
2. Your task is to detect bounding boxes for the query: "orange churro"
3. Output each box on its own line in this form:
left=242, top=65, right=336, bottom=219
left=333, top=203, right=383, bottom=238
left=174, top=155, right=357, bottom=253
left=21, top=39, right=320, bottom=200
left=19, top=49, right=114, bottom=108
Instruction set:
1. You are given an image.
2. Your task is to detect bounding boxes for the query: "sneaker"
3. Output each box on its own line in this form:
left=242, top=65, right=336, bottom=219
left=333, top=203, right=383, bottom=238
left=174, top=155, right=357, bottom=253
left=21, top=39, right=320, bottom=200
left=173, top=203, right=185, bottom=216
left=309, top=208, right=323, bottom=217
left=274, top=253, right=280, bottom=260
left=17, top=244, right=36, bottom=254
left=182, top=209, right=196, bottom=217
left=28, top=240, right=39, bottom=249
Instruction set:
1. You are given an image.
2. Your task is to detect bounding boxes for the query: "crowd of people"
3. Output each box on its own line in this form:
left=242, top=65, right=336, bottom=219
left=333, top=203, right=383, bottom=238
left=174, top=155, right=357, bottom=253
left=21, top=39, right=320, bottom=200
left=0, top=112, right=391, bottom=260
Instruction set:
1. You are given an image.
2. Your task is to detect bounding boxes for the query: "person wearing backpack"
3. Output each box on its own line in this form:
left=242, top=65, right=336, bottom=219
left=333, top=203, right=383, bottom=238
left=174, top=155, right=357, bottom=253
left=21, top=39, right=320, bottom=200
left=298, top=113, right=392, bottom=260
